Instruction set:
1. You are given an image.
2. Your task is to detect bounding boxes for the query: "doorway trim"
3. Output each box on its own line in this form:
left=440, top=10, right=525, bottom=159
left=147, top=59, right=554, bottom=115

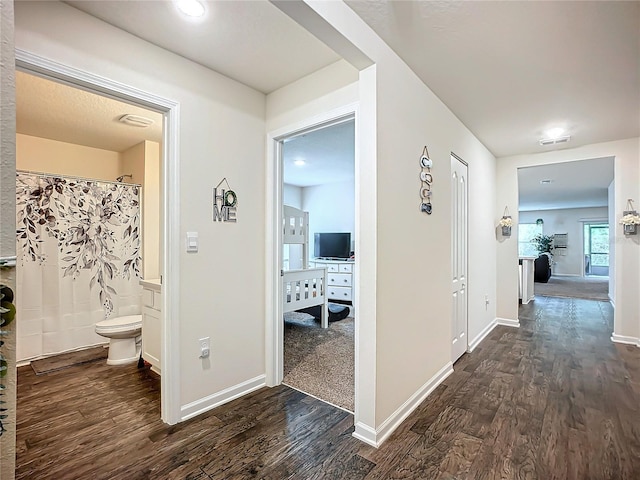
left=265, top=103, right=358, bottom=390
left=15, top=49, right=182, bottom=425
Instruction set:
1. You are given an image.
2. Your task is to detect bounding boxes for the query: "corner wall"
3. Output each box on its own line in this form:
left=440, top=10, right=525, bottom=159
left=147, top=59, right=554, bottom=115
left=16, top=1, right=267, bottom=416
left=293, top=0, right=498, bottom=443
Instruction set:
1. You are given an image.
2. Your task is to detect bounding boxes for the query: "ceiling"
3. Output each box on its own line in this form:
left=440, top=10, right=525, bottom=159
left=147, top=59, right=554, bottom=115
left=346, top=0, right=640, bottom=158
left=17, top=70, right=163, bottom=152
left=283, top=120, right=355, bottom=187
left=518, top=158, right=614, bottom=212
left=64, top=0, right=341, bottom=94
left=58, top=0, right=640, bottom=158
left=18, top=1, right=638, bottom=200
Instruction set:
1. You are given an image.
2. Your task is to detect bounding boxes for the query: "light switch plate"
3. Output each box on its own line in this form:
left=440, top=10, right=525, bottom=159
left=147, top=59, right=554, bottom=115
left=186, top=231, right=198, bottom=253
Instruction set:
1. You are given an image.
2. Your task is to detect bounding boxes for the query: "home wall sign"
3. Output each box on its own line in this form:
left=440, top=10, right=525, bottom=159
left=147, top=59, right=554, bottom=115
left=213, top=177, right=237, bottom=223
left=419, top=145, right=433, bottom=214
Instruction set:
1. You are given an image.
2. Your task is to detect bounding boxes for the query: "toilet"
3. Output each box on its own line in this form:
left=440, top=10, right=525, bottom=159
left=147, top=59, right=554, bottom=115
left=95, top=314, right=143, bottom=365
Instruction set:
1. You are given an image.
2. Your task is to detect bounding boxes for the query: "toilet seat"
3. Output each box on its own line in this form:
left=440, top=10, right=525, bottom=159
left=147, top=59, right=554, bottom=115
left=95, top=314, right=142, bottom=335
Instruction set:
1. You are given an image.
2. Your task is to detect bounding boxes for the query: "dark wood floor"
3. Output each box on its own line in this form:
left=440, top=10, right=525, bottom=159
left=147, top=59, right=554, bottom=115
left=16, top=296, right=640, bottom=479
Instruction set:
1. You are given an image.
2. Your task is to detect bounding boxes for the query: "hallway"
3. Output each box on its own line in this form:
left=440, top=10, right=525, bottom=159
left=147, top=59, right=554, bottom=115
left=16, top=296, right=640, bottom=479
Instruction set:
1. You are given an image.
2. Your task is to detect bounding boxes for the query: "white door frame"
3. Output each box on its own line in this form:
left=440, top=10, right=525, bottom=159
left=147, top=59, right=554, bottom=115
left=265, top=103, right=358, bottom=387
left=451, top=152, right=469, bottom=361
left=15, top=49, right=182, bottom=425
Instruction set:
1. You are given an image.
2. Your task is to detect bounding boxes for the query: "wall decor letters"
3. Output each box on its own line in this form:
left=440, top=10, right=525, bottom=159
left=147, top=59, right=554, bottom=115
left=419, top=146, right=433, bottom=214
left=213, top=177, right=237, bottom=223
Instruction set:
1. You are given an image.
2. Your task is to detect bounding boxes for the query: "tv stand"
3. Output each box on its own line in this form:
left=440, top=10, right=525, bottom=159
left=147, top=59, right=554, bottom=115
left=310, top=258, right=354, bottom=304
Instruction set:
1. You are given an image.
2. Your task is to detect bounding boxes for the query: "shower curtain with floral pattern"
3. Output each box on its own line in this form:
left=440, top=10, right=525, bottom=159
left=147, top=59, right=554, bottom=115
left=15, top=172, right=142, bottom=361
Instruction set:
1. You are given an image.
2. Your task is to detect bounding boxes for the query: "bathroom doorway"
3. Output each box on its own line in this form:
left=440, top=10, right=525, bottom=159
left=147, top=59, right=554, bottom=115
left=14, top=53, right=179, bottom=424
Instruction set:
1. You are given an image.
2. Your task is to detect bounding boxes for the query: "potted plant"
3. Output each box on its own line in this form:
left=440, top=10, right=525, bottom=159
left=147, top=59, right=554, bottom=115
left=532, top=233, right=554, bottom=255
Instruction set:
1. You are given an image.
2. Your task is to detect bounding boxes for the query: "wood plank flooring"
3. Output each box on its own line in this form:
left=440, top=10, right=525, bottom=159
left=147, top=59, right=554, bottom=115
left=16, top=296, right=640, bottom=479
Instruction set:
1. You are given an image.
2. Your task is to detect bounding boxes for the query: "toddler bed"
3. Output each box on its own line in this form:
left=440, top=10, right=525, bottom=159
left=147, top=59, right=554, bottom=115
left=283, top=205, right=328, bottom=328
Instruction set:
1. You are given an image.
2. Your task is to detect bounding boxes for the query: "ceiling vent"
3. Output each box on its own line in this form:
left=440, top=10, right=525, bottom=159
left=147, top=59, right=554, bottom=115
left=119, top=114, right=154, bottom=128
left=539, top=135, right=571, bottom=146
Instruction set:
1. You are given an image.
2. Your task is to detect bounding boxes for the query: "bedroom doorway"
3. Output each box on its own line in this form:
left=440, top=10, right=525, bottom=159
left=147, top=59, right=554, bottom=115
left=268, top=109, right=357, bottom=414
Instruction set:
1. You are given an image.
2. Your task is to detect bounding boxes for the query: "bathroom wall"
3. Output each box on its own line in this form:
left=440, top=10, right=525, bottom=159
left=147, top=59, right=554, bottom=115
left=121, top=140, right=161, bottom=279
left=17, top=133, right=121, bottom=180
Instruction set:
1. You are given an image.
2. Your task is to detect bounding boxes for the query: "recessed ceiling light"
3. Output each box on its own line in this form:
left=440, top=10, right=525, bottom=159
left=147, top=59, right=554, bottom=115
left=293, top=159, right=306, bottom=166
left=544, top=127, right=565, bottom=139
left=540, top=179, right=553, bottom=185
left=175, top=0, right=205, bottom=18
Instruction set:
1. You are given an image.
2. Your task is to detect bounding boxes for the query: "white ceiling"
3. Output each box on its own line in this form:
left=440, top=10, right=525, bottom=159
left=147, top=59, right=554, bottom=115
left=17, top=70, right=163, bottom=152
left=64, top=0, right=341, bottom=94
left=283, top=120, right=355, bottom=187
left=518, top=158, right=614, bottom=212
left=346, top=0, right=640, bottom=158
left=19, top=1, right=639, bottom=201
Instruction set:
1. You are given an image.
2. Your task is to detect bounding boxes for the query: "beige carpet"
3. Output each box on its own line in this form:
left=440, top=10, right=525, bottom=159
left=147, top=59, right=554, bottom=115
left=535, top=275, right=609, bottom=301
left=283, top=311, right=354, bottom=412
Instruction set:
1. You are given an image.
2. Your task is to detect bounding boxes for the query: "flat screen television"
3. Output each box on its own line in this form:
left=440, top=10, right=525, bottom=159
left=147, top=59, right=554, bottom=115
left=314, top=232, right=351, bottom=259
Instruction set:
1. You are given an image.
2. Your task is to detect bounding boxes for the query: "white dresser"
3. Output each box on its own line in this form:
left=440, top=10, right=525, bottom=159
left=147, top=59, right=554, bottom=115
left=310, top=259, right=354, bottom=304
left=140, top=278, right=162, bottom=374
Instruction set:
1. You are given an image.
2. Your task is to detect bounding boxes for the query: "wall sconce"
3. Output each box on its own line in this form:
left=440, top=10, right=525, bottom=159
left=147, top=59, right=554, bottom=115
left=620, top=199, right=640, bottom=235
left=499, top=207, right=513, bottom=237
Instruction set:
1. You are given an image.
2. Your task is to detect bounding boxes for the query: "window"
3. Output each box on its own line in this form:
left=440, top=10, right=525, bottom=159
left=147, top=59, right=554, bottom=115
left=584, top=223, right=609, bottom=275
left=518, top=223, right=542, bottom=257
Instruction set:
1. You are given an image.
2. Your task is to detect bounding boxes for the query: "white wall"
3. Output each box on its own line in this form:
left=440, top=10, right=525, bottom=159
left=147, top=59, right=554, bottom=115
left=0, top=0, right=16, bottom=476
left=283, top=184, right=302, bottom=208
left=303, top=180, right=355, bottom=256
left=16, top=1, right=267, bottom=413
left=519, top=207, right=608, bottom=276
left=294, top=1, right=498, bottom=441
left=17, top=133, right=121, bottom=181
left=496, top=140, right=639, bottom=342
left=608, top=181, right=616, bottom=303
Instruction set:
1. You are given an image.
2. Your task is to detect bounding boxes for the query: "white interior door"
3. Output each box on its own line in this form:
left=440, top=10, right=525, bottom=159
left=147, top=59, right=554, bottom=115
left=451, top=154, right=468, bottom=363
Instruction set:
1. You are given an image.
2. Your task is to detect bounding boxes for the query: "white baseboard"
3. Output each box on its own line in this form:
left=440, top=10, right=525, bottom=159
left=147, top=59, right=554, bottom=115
left=180, top=374, right=266, bottom=421
left=611, top=334, right=640, bottom=347
left=352, top=422, right=378, bottom=447
left=468, top=319, right=498, bottom=352
left=352, top=362, right=454, bottom=448
left=553, top=273, right=581, bottom=277
left=496, top=317, right=520, bottom=328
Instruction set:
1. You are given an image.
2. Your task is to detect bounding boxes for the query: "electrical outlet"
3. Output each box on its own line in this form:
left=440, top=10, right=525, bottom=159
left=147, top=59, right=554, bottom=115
left=199, top=337, right=210, bottom=359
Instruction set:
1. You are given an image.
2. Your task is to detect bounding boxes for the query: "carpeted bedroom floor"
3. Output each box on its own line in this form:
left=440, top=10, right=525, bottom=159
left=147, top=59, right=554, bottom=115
left=283, top=310, right=354, bottom=413
left=534, top=275, right=609, bottom=301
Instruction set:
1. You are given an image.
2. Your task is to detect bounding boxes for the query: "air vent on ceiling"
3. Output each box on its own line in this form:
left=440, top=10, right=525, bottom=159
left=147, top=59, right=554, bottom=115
left=539, top=135, right=571, bottom=146
left=119, top=114, right=154, bottom=128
